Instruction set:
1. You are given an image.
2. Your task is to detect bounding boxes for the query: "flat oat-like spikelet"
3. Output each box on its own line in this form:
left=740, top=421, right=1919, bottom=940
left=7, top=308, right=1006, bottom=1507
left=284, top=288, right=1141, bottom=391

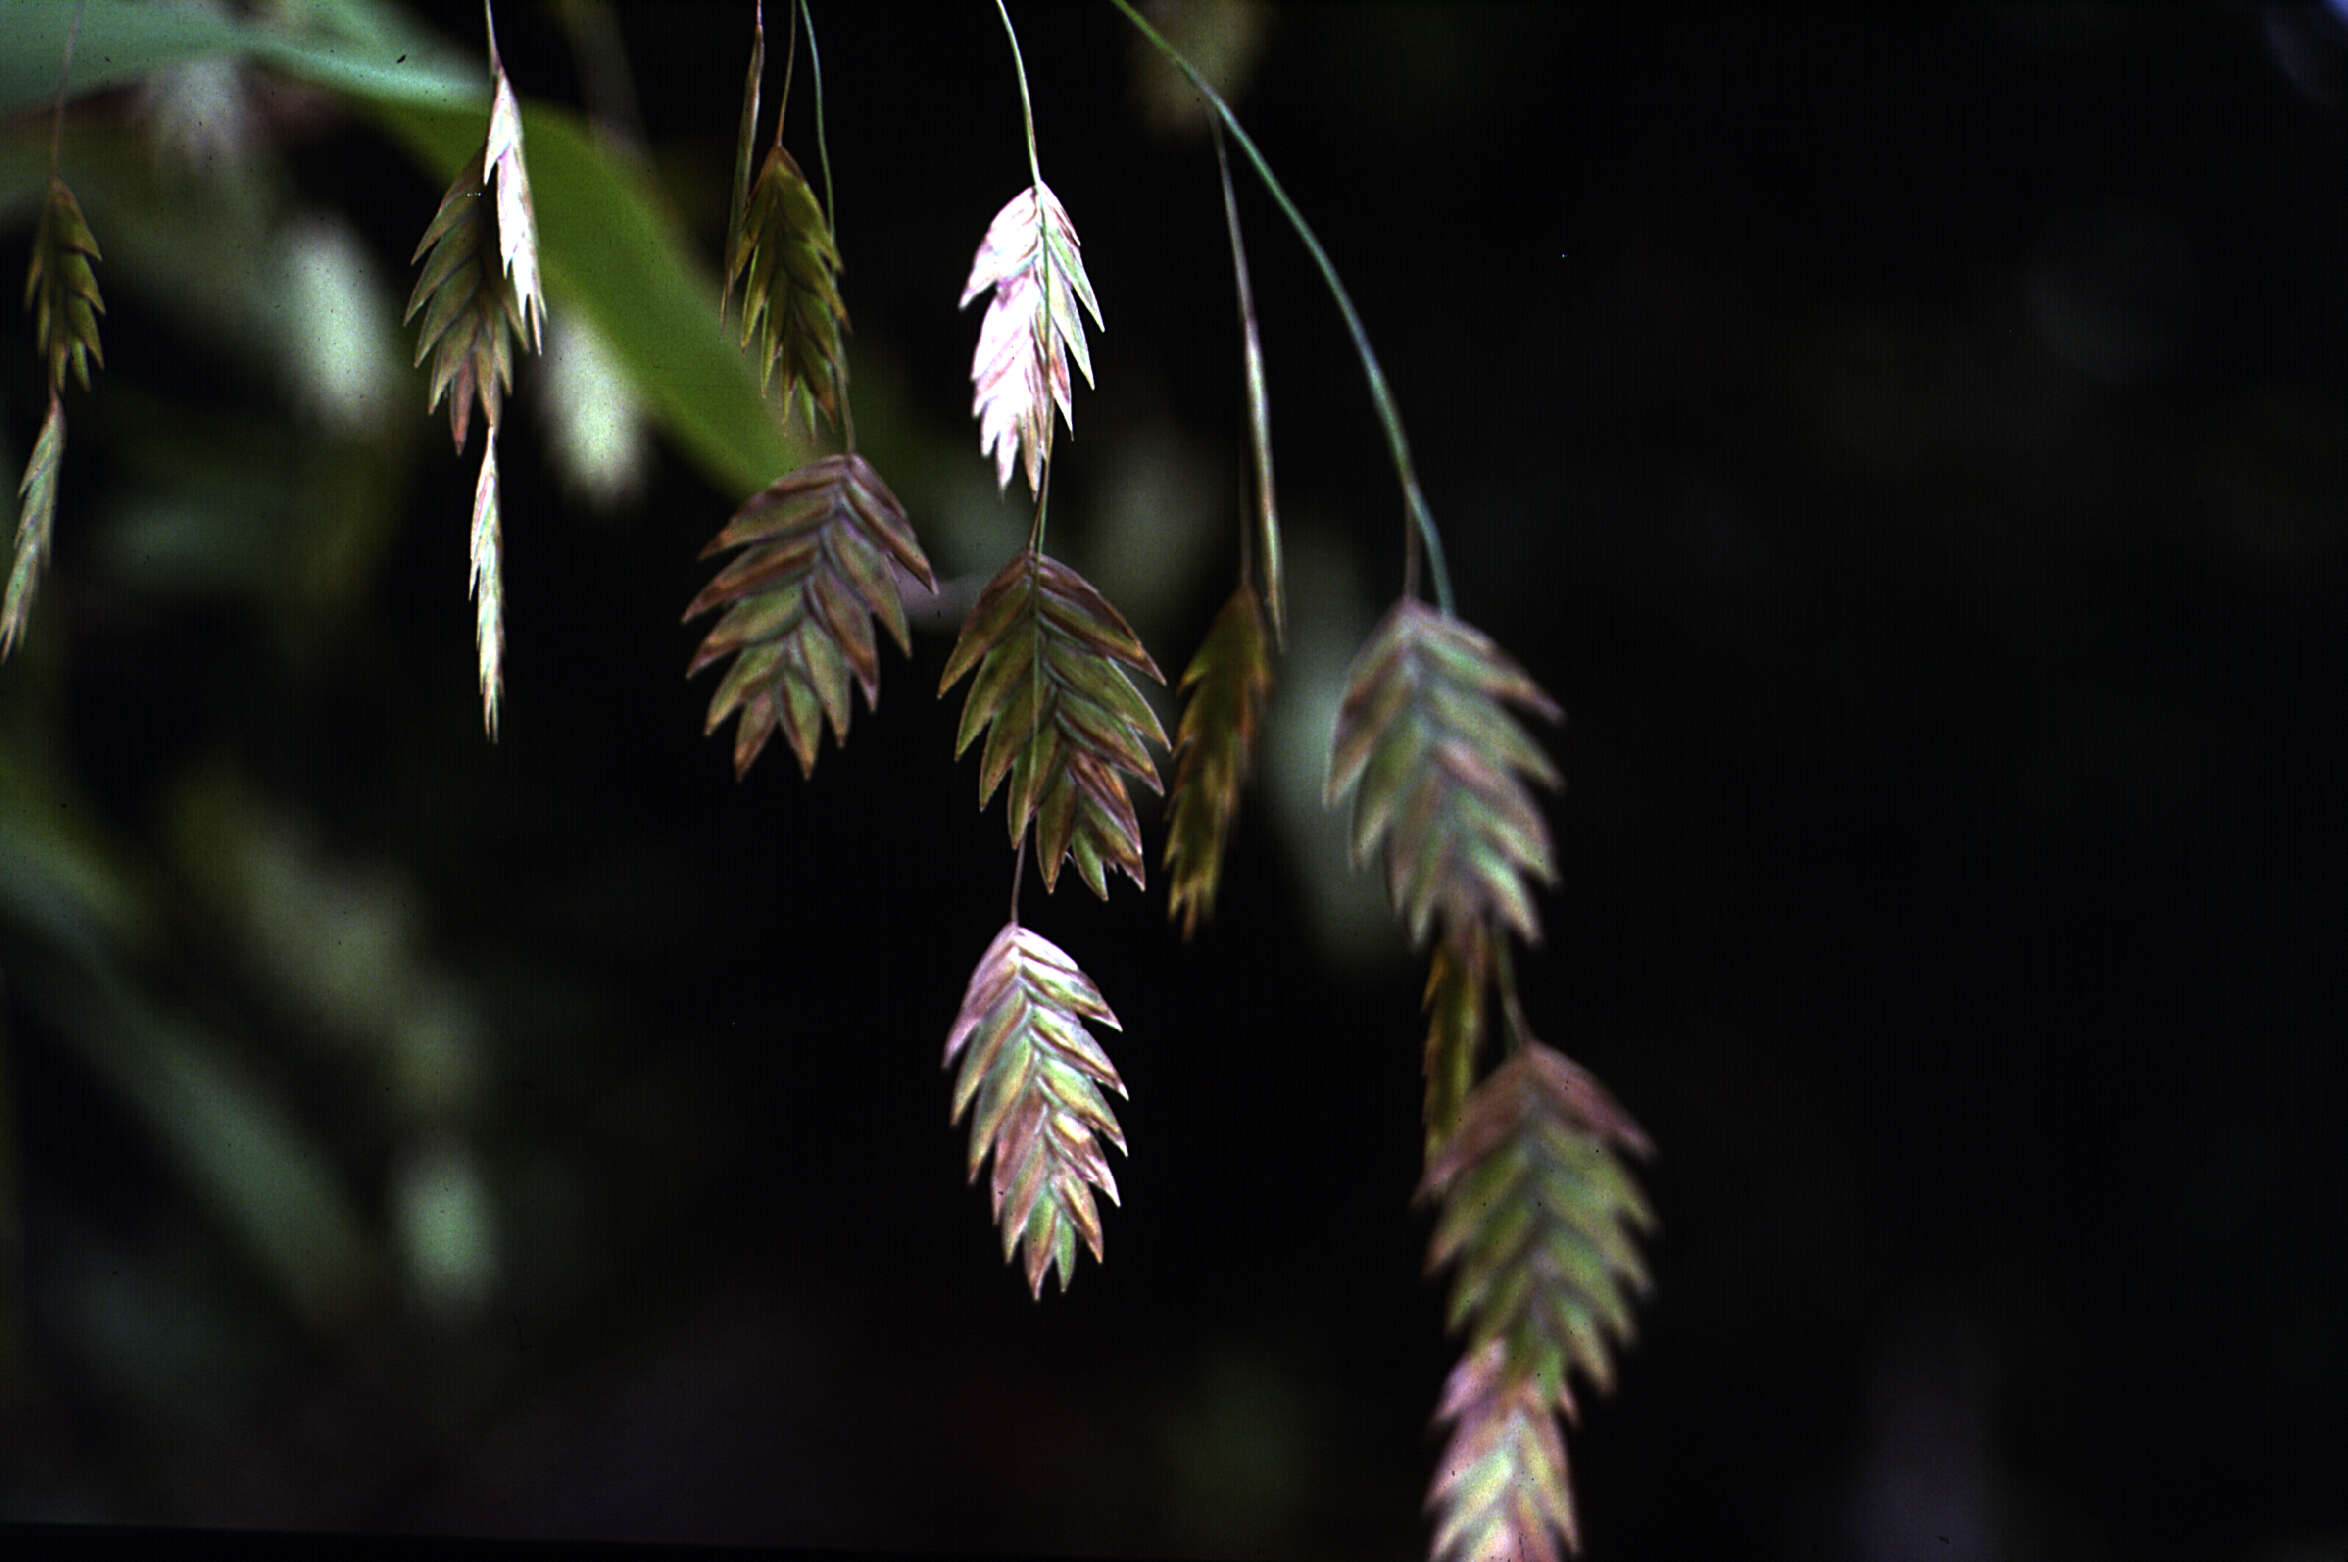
left=1419, top=1042, right=1655, bottom=1557
left=1163, top=582, right=1272, bottom=936
left=1326, top=601, right=1563, bottom=948
left=727, top=143, right=848, bottom=432
left=961, top=181, right=1103, bottom=494
left=944, top=922, right=1130, bottom=1297
left=684, top=453, right=934, bottom=779
left=8, top=174, right=103, bottom=658
left=4, top=395, right=65, bottom=659
left=939, top=552, right=1166, bottom=898
left=24, top=174, right=103, bottom=395
left=406, top=150, right=526, bottom=454
left=1427, top=1338, right=1583, bottom=1562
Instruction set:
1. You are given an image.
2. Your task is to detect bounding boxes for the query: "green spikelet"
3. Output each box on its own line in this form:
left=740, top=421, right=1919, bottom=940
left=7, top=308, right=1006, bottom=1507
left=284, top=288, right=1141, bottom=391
left=1326, top=600, right=1563, bottom=949
left=406, top=151, right=524, bottom=454
left=7, top=174, right=103, bottom=659
left=684, top=453, right=934, bottom=778
left=944, top=922, right=1130, bottom=1297
left=939, top=552, right=1166, bottom=898
left=1163, top=582, right=1272, bottom=936
left=25, top=174, right=102, bottom=395
left=1419, top=1042, right=1655, bottom=1558
left=4, top=395, right=65, bottom=659
left=727, top=143, right=849, bottom=432
left=1427, top=1338, right=1582, bottom=1562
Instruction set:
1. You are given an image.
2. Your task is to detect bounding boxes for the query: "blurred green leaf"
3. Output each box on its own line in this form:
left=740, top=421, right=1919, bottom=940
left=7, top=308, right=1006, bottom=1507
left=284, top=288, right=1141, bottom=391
left=4, top=0, right=803, bottom=499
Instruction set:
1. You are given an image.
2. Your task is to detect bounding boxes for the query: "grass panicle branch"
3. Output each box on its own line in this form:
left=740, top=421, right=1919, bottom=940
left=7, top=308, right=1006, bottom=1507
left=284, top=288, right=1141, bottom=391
left=1420, top=1041, right=1656, bottom=1558
left=1162, top=582, right=1272, bottom=936
left=944, top=922, right=1130, bottom=1297
left=684, top=453, right=934, bottom=778
left=940, top=552, right=1166, bottom=898
left=1105, top=0, right=1450, bottom=612
left=1211, top=119, right=1282, bottom=644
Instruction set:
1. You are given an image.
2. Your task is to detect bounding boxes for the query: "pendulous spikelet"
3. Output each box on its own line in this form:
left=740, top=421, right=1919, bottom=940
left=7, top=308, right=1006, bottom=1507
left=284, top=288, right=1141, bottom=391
left=940, top=552, right=1166, bottom=899
left=944, top=922, right=1130, bottom=1297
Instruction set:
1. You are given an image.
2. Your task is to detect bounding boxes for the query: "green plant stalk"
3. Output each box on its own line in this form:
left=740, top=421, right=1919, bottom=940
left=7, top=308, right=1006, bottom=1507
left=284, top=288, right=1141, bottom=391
left=1494, top=933, right=1531, bottom=1057
left=800, top=0, right=836, bottom=238
left=1105, top=0, right=1453, bottom=616
left=798, top=0, right=851, bottom=450
left=723, top=0, right=761, bottom=311
left=1210, top=116, right=1281, bottom=646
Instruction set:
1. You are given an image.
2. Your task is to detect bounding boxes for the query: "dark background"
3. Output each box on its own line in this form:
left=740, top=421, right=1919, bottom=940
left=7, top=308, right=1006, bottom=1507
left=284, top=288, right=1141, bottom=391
left=2, top=4, right=2344, bottom=1560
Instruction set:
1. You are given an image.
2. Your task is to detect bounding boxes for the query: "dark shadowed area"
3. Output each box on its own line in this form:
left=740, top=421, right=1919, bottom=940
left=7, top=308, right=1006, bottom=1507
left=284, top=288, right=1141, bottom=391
left=1, top=4, right=2343, bottom=1561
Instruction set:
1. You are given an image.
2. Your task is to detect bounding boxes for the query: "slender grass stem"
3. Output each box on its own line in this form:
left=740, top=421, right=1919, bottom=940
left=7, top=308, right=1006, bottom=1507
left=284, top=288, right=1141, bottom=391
left=1105, top=0, right=1453, bottom=615
left=991, top=0, right=1045, bottom=195
left=991, top=0, right=1057, bottom=502
left=49, top=3, right=82, bottom=176
left=775, top=0, right=797, bottom=145
left=797, top=0, right=852, bottom=449
left=1494, top=936, right=1532, bottom=1057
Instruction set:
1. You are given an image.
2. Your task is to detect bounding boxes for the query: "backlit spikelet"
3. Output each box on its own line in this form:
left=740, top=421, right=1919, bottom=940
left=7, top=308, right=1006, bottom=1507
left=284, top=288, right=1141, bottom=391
left=939, top=553, right=1166, bottom=898
left=1326, top=601, right=1563, bottom=949
left=1163, top=582, right=1272, bottom=936
left=944, top=922, right=1130, bottom=1298
left=961, top=181, right=1103, bottom=494
left=484, top=30, right=545, bottom=355
left=1419, top=1042, right=1656, bottom=1558
left=727, top=144, right=848, bottom=432
left=7, top=174, right=103, bottom=659
left=684, top=454, right=934, bottom=779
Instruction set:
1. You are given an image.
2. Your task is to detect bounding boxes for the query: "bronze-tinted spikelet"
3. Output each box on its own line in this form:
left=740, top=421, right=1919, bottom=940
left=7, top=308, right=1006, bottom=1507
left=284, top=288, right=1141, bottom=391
left=685, top=453, right=934, bottom=779
left=727, top=143, right=849, bottom=432
left=1418, top=1042, right=1655, bottom=1557
left=944, top=922, right=1130, bottom=1298
left=405, top=151, right=526, bottom=453
left=1163, top=582, right=1272, bottom=936
left=939, top=552, right=1166, bottom=898
left=1327, top=600, right=1563, bottom=949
